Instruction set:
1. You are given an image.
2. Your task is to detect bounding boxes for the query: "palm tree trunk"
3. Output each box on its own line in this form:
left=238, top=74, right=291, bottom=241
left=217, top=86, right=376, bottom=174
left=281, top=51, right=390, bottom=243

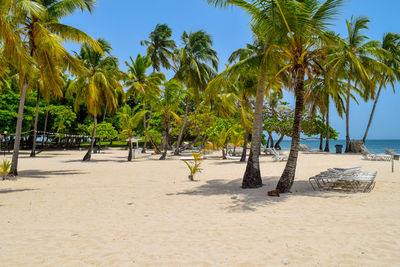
left=319, top=134, right=323, bottom=150
left=240, top=131, right=249, bottom=162
left=41, top=104, right=49, bottom=148
left=275, top=134, right=285, bottom=150
left=83, top=114, right=97, bottom=161
left=324, top=106, right=330, bottom=152
left=159, top=116, right=169, bottom=160
left=174, top=96, right=190, bottom=155
left=10, top=77, right=29, bottom=176
left=276, top=68, right=306, bottom=193
left=242, top=67, right=267, bottom=188
left=30, top=88, right=40, bottom=157
left=345, top=67, right=352, bottom=152
left=128, top=136, right=133, bottom=161
left=222, top=147, right=227, bottom=159
left=142, top=104, right=160, bottom=154
left=362, top=83, right=383, bottom=143
left=102, top=104, right=107, bottom=122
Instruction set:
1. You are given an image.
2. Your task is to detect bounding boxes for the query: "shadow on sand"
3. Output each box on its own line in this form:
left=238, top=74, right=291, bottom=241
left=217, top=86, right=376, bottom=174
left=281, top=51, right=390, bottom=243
left=18, top=169, right=87, bottom=179
left=172, top=176, right=351, bottom=212
left=0, top=188, right=37, bottom=194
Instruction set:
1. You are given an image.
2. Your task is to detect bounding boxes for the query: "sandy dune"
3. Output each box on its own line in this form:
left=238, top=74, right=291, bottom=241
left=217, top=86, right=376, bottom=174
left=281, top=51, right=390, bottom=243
left=0, top=148, right=399, bottom=266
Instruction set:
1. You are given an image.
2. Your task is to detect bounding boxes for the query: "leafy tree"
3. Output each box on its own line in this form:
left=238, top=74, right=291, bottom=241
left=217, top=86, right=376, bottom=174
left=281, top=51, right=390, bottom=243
left=117, top=105, right=145, bottom=161
left=173, top=30, right=219, bottom=155
left=125, top=54, right=165, bottom=153
left=7, top=0, right=99, bottom=175
left=69, top=38, right=123, bottom=161
left=141, top=24, right=177, bottom=72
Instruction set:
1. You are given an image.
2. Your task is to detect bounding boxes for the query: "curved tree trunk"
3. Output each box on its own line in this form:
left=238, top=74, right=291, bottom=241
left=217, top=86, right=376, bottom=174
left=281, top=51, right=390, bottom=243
left=242, top=67, right=267, bottom=189
left=362, top=83, right=383, bottom=143
left=319, top=134, right=323, bottom=151
left=345, top=67, right=352, bottom=152
left=128, top=137, right=133, bottom=161
left=268, top=132, right=274, bottom=148
left=274, top=134, right=285, bottom=150
left=30, top=88, right=40, bottom=157
left=200, top=134, right=208, bottom=150
left=240, top=131, right=249, bottom=162
left=11, top=77, right=29, bottom=176
left=276, top=68, right=305, bottom=193
left=83, top=114, right=97, bottom=161
left=174, top=96, right=190, bottom=155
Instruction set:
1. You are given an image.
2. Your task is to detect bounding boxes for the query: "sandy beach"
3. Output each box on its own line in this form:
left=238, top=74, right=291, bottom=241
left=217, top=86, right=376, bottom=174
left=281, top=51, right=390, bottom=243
left=0, top=148, right=399, bottom=266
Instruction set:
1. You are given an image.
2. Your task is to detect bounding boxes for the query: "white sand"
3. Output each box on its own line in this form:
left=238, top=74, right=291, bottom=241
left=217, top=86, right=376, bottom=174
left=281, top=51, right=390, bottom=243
left=0, top=148, right=399, bottom=266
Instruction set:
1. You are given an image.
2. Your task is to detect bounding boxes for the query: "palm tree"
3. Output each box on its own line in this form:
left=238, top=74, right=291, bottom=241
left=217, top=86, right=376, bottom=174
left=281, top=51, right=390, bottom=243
left=305, top=73, right=346, bottom=152
left=117, top=105, right=145, bottom=161
left=124, top=54, right=165, bottom=153
left=328, top=16, right=391, bottom=152
left=173, top=30, right=219, bottom=155
left=7, top=0, right=99, bottom=175
left=157, top=79, right=184, bottom=160
left=268, top=0, right=346, bottom=193
left=362, top=33, right=400, bottom=143
left=69, top=39, right=123, bottom=161
left=141, top=24, right=177, bottom=72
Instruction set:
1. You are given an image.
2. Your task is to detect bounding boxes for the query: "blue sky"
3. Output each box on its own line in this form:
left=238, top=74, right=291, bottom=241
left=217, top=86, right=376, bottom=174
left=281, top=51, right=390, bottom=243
left=62, top=0, right=400, bottom=140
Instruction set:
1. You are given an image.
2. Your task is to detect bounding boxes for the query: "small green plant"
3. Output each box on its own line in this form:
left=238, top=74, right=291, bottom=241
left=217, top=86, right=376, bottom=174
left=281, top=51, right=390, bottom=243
left=183, top=152, right=203, bottom=181
left=0, top=159, right=11, bottom=180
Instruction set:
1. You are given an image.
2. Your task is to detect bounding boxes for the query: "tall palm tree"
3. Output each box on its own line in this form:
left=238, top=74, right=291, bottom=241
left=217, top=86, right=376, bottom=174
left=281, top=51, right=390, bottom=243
left=271, top=0, right=345, bottom=193
left=68, top=38, right=123, bottom=161
left=117, top=105, right=146, bottom=161
left=173, top=30, right=218, bottom=155
left=7, top=0, right=99, bottom=175
left=157, top=79, right=184, bottom=160
left=140, top=24, right=177, bottom=72
left=124, top=54, right=165, bottom=153
left=305, top=73, right=346, bottom=152
left=362, top=33, right=400, bottom=143
left=328, top=16, right=391, bottom=152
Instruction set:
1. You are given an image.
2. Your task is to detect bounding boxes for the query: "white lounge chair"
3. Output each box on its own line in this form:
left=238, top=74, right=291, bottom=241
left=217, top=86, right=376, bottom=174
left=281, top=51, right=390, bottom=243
left=360, top=145, right=392, bottom=161
left=266, top=148, right=288, bottom=161
left=309, top=167, right=377, bottom=193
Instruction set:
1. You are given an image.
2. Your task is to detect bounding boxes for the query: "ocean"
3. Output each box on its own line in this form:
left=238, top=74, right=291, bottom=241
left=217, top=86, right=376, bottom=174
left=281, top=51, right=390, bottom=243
left=278, top=139, right=400, bottom=154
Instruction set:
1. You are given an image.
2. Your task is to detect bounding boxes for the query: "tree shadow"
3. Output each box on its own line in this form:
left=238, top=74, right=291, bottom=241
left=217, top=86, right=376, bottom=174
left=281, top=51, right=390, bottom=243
left=62, top=159, right=127, bottom=163
left=172, top=176, right=351, bottom=212
left=210, top=160, right=247, bottom=165
left=18, top=170, right=87, bottom=179
left=0, top=188, right=37, bottom=194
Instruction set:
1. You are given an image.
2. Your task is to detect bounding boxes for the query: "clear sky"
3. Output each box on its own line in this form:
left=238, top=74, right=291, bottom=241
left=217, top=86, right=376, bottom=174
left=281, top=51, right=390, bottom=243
left=62, top=0, right=400, bottom=140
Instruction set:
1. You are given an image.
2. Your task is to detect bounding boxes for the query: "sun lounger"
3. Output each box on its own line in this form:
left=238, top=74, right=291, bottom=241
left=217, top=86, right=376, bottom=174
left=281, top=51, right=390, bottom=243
left=360, top=145, right=392, bottom=161
left=266, top=148, right=288, bottom=161
left=309, top=167, right=377, bottom=193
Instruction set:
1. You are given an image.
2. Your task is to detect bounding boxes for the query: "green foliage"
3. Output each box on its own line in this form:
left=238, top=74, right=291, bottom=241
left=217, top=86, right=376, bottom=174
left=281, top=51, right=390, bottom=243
left=183, top=152, right=203, bottom=181
left=302, top=115, right=339, bottom=140
left=0, top=159, right=11, bottom=180
left=89, top=122, right=118, bottom=140
left=48, top=105, right=77, bottom=134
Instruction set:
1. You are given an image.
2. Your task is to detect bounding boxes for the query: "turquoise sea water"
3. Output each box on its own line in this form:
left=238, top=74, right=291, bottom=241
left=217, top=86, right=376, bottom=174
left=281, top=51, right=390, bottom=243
left=278, top=139, right=400, bottom=154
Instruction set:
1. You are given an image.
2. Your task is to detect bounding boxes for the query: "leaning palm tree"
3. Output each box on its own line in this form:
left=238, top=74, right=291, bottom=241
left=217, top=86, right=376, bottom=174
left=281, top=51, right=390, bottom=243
left=124, top=54, right=165, bottom=153
left=362, top=33, right=400, bottom=143
left=141, top=24, right=177, bottom=72
left=117, top=105, right=146, bottom=161
left=8, top=0, right=100, bottom=175
left=328, top=16, right=392, bottom=152
left=173, top=30, right=219, bottom=155
left=68, top=39, right=123, bottom=161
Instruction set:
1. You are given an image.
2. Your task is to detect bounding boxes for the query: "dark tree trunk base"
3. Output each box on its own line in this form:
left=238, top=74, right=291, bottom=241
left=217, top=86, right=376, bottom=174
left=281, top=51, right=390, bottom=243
left=242, top=151, right=263, bottom=189
left=159, top=152, right=167, bottom=160
left=83, top=151, right=91, bottom=161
